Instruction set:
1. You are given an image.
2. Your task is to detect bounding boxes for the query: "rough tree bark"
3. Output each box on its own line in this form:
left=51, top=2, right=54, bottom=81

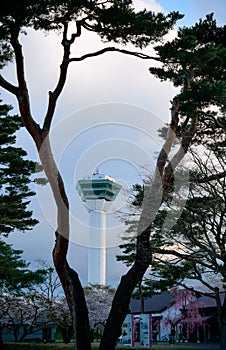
left=0, top=20, right=160, bottom=350
left=219, top=261, right=226, bottom=350
left=99, top=261, right=149, bottom=350
left=220, top=293, right=226, bottom=350
left=0, top=329, right=4, bottom=350
left=5, top=24, right=92, bottom=350
left=99, top=96, right=197, bottom=349
left=0, top=17, right=198, bottom=350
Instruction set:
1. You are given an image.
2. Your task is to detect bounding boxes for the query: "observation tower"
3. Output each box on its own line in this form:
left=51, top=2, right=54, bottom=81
left=76, top=171, right=122, bottom=285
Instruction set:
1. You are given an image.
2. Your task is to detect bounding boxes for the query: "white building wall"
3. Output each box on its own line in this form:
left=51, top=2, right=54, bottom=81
left=159, top=302, right=182, bottom=341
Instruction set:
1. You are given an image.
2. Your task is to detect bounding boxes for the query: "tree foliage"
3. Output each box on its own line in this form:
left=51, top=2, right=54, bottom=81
left=1, top=2, right=225, bottom=350
left=0, top=247, right=48, bottom=349
left=117, top=13, right=226, bottom=349
left=0, top=293, right=49, bottom=342
left=118, top=12, right=226, bottom=281
left=150, top=14, right=226, bottom=109
left=0, top=102, right=38, bottom=235
left=0, top=0, right=182, bottom=50
left=0, top=239, right=46, bottom=293
left=163, top=289, right=205, bottom=342
left=0, top=100, right=45, bottom=349
left=0, top=2, right=183, bottom=349
left=149, top=13, right=226, bottom=156
left=84, top=284, right=115, bottom=329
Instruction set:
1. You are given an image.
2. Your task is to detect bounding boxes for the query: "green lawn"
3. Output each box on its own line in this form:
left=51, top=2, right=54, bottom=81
left=4, top=343, right=213, bottom=350
left=5, top=344, right=142, bottom=350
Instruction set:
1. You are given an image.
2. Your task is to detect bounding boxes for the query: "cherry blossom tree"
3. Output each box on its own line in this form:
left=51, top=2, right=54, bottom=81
left=0, top=293, right=51, bottom=342
left=164, top=289, right=205, bottom=343
left=85, top=285, right=115, bottom=329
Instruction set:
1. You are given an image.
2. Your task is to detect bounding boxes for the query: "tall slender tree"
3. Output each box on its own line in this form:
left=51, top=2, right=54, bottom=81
left=104, top=14, right=225, bottom=350
left=117, top=14, right=226, bottom=349
left=0, top=2, right=182, bottom=349
left=118, top=150, right=226, bottom=329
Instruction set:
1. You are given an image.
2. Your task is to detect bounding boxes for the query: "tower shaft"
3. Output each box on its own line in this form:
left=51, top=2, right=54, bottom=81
left=88, top=209, right=106, bottom=285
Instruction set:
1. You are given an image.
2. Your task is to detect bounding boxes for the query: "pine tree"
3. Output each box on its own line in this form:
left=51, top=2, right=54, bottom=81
left=0, top=2, right=183, bottom=348
left=0, top=239, right=45, bottom=293
left=0, top=102, right=47, bottom=349
left=117, top=14, right=226, bottom=348
left=0, top=101, right=38, bottom=235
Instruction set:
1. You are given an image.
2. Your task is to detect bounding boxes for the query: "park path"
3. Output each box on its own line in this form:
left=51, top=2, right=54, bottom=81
left=150, top=342, right=219, bottom=350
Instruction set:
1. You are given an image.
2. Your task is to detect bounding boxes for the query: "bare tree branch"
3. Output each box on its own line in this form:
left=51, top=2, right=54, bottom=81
left=68, top=47, right=161, bottom=63
left=162, top=112, right=198, bottom=196
left=43, top=22, right=73, bottom=132
left=137, top=97, right=180, bottom=237
left=81, top=20, right=99, bottom=32
left=153, top=247, right=216, bottom=270
left=43, top=45, right=160, bottom=132
left=0, top=75, right=18, bottom=96
left=193, top=171, right=226, bottom=183
left=9, top=29, right=41, bottom=140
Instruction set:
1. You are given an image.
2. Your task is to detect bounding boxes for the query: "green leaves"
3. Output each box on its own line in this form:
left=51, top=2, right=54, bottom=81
left=149, top=13, right=226, bottom=159
left=96, top=5, right=183, bottom=48
left=0, top=1, right=183, bottom=69
left=119, top=31, right=225, bottom=292
left=0, top=239, right=46, bottom=292
left=0, top=101, right=38, bottom=235
left=149, top=14, right=226, bottom=115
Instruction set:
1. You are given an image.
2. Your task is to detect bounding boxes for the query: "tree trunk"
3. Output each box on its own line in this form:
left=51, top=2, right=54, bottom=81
left=100, top=100, right=182, bottom=350
left=60, top=325, right=74, bottom=344
left=220, top=292, right=226, bottom=350
left=8, top=29, right=191, bottom=350
left=53, top=250, right=91, bottom=349
left=13, top=327, right=19, bottom=342
left=36, top=136, right=91, bottom=350
left=8, top=28, right=91, bottom=350
left=138, top=279, right=144, bottom=314
left=0, top=328, right=4, bottom=350
left=99, top=261, right=148, bottom=350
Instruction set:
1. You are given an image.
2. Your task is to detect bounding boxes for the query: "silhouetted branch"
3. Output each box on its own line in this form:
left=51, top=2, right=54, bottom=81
left=69, top=47, right=161, bottom=62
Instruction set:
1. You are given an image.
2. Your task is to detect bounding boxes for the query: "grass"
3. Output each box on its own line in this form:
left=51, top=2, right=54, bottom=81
left=5, top=344, right=139, bottom=350
left=4, top=343, right=213, bottom=350
left=2, top=344, right=190, bottom=350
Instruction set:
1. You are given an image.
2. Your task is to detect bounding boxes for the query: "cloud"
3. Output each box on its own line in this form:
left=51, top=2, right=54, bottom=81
left=134, top=0, right=163, bottom=12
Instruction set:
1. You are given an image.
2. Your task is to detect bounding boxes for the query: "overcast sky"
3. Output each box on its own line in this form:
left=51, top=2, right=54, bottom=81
left=2, top=0, right=226, bottom=287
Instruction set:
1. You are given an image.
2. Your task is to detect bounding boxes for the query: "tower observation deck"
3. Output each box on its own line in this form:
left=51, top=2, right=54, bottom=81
left=76, top=172, right=122, bottom=285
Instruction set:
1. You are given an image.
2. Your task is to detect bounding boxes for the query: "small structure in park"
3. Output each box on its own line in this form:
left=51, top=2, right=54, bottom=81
left=119, top=291, right=223, bottom=347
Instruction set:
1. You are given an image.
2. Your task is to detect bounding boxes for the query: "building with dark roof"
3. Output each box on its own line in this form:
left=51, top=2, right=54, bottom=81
left=130, top=292, right=174, bottom=314
left=126, top=291, right=224, bottom=344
